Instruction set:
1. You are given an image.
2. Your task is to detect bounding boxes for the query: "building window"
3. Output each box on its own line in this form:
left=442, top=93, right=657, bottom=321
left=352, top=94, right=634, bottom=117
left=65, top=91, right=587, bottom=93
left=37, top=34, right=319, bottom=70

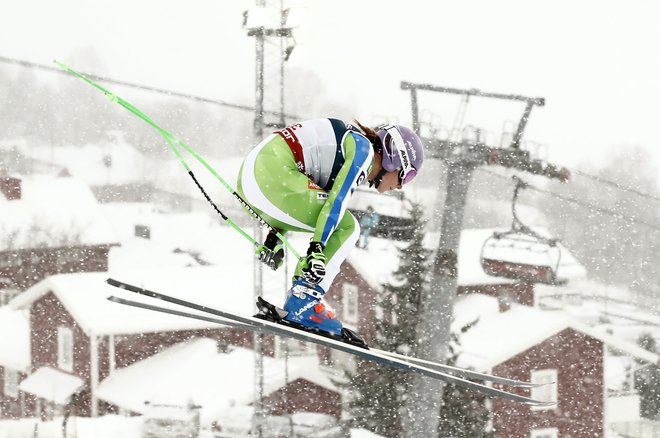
left=58, top=248, right=84, bottom=265
left=57, top=326, right=74, bottom=372
left=0, top=253, right=20, bottom=268
left=342, top=283, right=359, bottom=325
left=275, top=337, right=312, bottom=358
left=0, top=287, right=20, bottom=306
left=390, top=294, right=398, bottom=325
left=135, top=224, right=151, bottom=239
left=531, top=427, right=558, bottom=438
left=531, top=368, right=558, bottom=410
left=4, top=368, right=19, bottom=398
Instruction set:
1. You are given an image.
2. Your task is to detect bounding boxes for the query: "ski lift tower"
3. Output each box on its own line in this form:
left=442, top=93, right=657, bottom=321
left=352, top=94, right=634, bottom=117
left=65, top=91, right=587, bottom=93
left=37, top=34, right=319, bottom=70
left=243, top=2, right=298, bottom=436
left=243, top=0, right=299, bottom=137
left=399, top=82, right=569, bottom=436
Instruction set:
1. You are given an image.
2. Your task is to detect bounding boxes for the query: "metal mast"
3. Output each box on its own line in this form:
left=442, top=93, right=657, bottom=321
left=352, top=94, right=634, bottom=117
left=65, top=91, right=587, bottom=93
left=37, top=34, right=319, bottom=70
left=243, top=2, right=295, bottom=435
left=399, top=82, right=569, bottom=436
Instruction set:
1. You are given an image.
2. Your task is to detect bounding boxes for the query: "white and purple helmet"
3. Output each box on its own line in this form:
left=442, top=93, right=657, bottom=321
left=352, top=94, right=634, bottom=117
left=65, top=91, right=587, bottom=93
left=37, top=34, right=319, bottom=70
left=377, top=124, right=424, bottom=185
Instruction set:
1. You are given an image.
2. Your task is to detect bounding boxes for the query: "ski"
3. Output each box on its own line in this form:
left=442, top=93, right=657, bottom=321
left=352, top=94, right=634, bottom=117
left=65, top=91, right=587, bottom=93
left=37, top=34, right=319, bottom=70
left=107, top=293, right=540, bottom=389
left=372, top=349, right=544, bottom=389
left=253, top=296, right=543, bottom=388
left=106, top=278, right=553, bottom=406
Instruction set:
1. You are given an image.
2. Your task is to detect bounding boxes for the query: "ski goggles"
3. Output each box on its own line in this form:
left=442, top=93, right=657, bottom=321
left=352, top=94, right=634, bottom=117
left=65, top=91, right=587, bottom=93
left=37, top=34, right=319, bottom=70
left=381, top=124, right=417, bottom=185
left=399, top=166, right=417, bottom=186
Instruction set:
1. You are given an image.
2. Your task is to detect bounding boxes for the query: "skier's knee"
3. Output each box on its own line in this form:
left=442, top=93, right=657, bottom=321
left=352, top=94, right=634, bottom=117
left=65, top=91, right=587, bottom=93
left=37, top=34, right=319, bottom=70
left=346, top=213, right=360, bottom=247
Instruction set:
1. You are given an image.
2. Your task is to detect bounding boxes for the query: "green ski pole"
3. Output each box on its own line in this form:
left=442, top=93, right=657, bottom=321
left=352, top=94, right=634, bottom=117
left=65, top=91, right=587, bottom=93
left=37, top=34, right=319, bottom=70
left=55, top=60, right=300, bottom=260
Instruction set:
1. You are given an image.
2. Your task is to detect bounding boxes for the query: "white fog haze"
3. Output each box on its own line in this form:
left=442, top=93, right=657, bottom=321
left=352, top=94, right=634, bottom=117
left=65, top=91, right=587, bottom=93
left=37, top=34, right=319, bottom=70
left=1, top=1, right=660, bottom=437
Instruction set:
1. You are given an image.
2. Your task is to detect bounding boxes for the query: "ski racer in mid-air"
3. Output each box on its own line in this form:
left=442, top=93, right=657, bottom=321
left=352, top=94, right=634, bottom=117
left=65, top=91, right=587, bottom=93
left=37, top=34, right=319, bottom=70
left=237, top=118, right=424, bottom=339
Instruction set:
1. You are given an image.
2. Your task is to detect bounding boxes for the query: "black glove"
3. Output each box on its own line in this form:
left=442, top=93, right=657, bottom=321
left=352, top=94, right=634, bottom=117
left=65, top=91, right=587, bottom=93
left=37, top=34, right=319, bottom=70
left=301, top=241, right=326, bottom=285
left=256, top=231, right=284, bottom=271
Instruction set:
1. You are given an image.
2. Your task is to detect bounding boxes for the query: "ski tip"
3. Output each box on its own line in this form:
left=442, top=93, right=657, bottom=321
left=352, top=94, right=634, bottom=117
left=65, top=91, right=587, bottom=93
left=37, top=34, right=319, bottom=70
left=519, top=380, right=556, bottom=388
left=106, top=278, right=124, bottom=288
left=528, top=400, right=557, bottom=408
left=107, top=295, right=121, bottom=303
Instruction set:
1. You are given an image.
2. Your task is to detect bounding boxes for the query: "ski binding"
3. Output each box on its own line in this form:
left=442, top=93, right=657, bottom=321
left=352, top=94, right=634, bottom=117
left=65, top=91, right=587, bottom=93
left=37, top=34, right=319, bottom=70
left=254, top=297, right=368, bottom=349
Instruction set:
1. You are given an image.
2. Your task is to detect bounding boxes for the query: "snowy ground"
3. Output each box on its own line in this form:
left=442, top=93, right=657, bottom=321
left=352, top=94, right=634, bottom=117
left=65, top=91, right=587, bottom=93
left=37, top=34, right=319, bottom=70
left=0, top=415, right=383, bottom=438
left=0, top=415, right=144, bottom=438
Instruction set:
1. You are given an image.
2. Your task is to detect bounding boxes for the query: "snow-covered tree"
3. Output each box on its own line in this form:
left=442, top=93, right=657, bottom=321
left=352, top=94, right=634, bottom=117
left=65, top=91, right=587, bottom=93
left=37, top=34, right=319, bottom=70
left=635, top=332, right=660, bottom=420
left=437, top=329, right=493, bottom=438
left=342, top=202, right=431, bottom=437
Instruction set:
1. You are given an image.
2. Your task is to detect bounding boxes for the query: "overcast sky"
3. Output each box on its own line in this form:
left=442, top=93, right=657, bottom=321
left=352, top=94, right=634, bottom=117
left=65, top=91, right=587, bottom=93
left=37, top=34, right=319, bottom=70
left=2, top=0, right=659, bottom=170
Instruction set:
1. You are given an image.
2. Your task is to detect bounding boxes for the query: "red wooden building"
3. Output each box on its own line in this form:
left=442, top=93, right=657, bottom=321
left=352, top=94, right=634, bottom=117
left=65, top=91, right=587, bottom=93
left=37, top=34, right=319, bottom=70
left=341, top=229, right=660, bottom=437
left=454, top=293, right=660, bottom=438
left=5, top=270, right=262, bottom=419
left=93, top=338, right=342, bottom=425
left=0, top=176, right=118, bottom=299
left=3, top=265, right=347, bottom=423
left=0, top=307, right=30, bottom=419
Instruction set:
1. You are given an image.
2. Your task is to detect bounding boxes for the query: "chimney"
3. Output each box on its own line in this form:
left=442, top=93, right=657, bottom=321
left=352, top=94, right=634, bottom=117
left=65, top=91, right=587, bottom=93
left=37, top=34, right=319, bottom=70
left=498, top=293, right=514, bottom=313
left=0, top=177, right=21, bottom=201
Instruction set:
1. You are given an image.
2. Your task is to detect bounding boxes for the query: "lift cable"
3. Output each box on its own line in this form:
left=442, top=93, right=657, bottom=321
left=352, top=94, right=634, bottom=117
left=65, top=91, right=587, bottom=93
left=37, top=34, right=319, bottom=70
left=477, top=168, right=660, bottom=233
left=570, top=168, right=660, bottom=204
left=6, top=54, right=660, bottom=208
left=0, top=54, right=300, bottom=119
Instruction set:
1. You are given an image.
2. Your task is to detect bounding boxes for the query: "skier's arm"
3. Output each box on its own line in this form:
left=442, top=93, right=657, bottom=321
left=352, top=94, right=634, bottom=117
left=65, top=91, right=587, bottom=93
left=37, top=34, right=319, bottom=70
left=313, top=132, right=373, bottom=245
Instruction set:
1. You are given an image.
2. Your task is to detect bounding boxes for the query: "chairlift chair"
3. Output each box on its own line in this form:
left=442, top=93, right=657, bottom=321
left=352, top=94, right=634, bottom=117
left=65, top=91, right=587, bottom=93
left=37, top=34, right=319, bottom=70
left=480, top=176, right=567, bottom=285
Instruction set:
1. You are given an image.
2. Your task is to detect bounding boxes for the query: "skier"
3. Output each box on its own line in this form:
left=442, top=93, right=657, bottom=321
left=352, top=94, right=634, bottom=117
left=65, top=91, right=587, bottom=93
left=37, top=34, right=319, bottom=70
left=358, top=205, right=380, bottom=249
left=237, top=118, right=424, bottom=338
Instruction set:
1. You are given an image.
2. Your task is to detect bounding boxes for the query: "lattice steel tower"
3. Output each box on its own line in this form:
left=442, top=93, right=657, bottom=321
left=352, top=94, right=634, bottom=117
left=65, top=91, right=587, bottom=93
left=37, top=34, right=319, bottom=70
left=243, top=2, right=297, bottom=436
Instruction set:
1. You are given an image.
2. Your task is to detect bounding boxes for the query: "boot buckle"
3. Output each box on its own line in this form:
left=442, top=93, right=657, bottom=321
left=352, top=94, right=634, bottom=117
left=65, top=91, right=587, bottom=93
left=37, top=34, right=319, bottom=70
left=292, top=284, right=323, bottom=300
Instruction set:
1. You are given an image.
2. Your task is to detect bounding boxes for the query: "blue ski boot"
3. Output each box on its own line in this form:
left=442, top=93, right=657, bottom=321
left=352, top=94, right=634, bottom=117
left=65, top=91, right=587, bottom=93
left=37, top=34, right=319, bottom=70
left=282, top=278, right=343, bottom=337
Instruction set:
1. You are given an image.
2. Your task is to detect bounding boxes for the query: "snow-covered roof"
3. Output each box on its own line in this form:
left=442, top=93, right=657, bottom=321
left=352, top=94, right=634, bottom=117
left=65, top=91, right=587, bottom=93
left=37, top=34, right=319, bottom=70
left=93, top=201, right=299, bottom=274
left=537, top=278, right=638, bottom=304
left=453, top=294, right=660, bottom=371
left=348, top=189, right=411, bottom=218
left=154, top=155, right=244, bottom=200
left=605, top=354, right=636, bottom=392
left=348, top=231, right=506, bottom=292
left=96, top=338, right=339, bottom=426
left=351, top=429, right=388, bottom=438
left=108, top=240, right=200, bottom=271
left=5, top=211, right=324, bottom=337
left=348, top=228, right=586, bottom=291
left=100, top=202, right=317, bottom=270
left=535, top=278, right=660, bottom=344
left=0, top=175, right=118, bottom=250
left=455, top=298, right=573, bottom=370
left=19, top=366, right=84, bottom=404
left=10, top=261, right=289, bottom=337
left=0, top=307, right=30, bottom=372
left=0, top=415, right=143, bottom=438
left=23, top=133, right=145, bottom=186
left=98, top=203, right=226, bottom=270
left=578, top=324, right=660, bottom=365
